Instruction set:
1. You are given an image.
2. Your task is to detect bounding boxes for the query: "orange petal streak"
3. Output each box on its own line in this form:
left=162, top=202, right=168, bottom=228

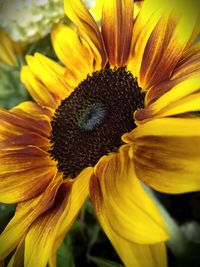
left=128, top=0, right=200, bottom=90
left=24, top=167, right=93, bottom=267
left=101, top=0, right=133, bottom=66
left=0, top=146, right=56, bottom=203
left=0, top=173, right=63, bottom=261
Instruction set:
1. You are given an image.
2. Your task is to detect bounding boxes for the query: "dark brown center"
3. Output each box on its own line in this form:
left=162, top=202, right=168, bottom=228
left=49, top=66, right=144, bottom=178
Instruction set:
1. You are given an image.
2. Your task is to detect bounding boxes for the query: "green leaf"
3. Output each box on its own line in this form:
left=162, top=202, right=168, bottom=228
left=0, top=204, right=16, bottom=233
left=87, top=255, right=123, bottom=267
left=0, top=62, right=30, bottom=108
left=26, top=34, right=57, bottom=60
left=57, top=236, right=76, bottom=267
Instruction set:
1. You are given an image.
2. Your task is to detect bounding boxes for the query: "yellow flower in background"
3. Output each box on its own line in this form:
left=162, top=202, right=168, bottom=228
left=0, top=29, right=23, bottom=66
left=0, top=0, right=200, bottom=267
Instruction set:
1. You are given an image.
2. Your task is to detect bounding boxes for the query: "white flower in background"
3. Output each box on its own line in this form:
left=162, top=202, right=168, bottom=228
left=0, top=0, right=64, bottom=43
left=0, top=0, right=103, bottom=43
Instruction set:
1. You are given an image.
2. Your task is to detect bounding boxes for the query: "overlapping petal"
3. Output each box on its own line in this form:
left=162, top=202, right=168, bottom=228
left=145, top=43, right=200, bottom=105
left=0, top=104, right=56, bottom=203
left=12, top=101, right=54, bottom=118
left=21, top=53, right=72, bottom=108
left=21, top=66, right=59, bottom=109
left=24, top=167, right=93, bottom=267
left=135, top=73, right=200, bottom=121
left=24, top=182, right=72, bottom=267
left=51, top=24, right=95, bottom=86
left=134, top=1, right=143, bottom=19
left=90, top=192, right=167, bottom=267
left=123, top=117, right=200, bottom=193
left=0, top=107, right=51, bottom=139
left=0, top=173, right=63, bottom=261
left=0, top=102, right=52, bottom=153
left=101, top=0, right=133, bottom=66
left=0, top=132, right=49, bottom=150
left=0, top=147, right=56, bottom=203
left=147, top=92, right=200, bottom=119
left=128, top=0, right=200, bottom=89
left=64, top=0, right=107, bottom=68
left=7, top=240, right=24, bottom=267
left=48, top=167, right=94, bottom=267
left=90, top=145, right=168, bottom=266
left=91, top=145, right=168, bottom=243
left=172, top=43, right=200, bottom=79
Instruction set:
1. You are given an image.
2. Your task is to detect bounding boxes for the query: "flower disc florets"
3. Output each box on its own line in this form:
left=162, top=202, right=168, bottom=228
left=50, top=66, right=144, bottom=178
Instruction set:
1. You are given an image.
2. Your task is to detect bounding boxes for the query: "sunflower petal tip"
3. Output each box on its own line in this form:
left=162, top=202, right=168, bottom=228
left=25, top=54, right=33, bottom=62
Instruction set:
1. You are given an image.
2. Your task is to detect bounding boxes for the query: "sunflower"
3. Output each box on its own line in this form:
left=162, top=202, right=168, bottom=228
left=0, top=0, right=200, bottom=266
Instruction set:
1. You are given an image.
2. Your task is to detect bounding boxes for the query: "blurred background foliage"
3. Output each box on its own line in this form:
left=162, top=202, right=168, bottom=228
left=0, top=33, right=57, bottom=109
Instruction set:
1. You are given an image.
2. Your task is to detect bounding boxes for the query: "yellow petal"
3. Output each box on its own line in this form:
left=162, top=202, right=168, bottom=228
left=11, top=106, right=51, bottom=137
left=90, top=145, right=168, bottom=245
left=101, top=0, right=133, bottom=66
left=0, top=105, right=55, bottom=203
left=64, top=0, right=107, bottom=68
left=128, top=0, right=168, bottom=83
left=146, top=76, right=198, bottom=107
left=123, top=117, right=200, bottom=193
left=21, top=66, right=59, bottom=109
left=24, top=182, right=72, bottom=267
left=145, top=42, right=200, bottom=105
left=7, top=240, right=25, bottom=267
left=0, top=165, right=56, bottom=204
left=0, top=174, right=63, bottom=261
left=93, top=206, right=167, bottom=267
left=0, top=146, right=56, bottom=203
left=151, top=92, right=200, bottom=118
left=124, top=117, right=200, bottom=140
left=22, top=53, right=72, bottom=106
left=12, top=101, right=54, bottom=119
left=0, top=29, right=23, bottom=66
left=49, top=166, right=94, bottom=264
left=134, top=1, right=143, bottom=19
left=89, top=0, right=103, bottom=22
left=51, top=24, right=94, bottom=84
left=0, top=107, right=51, bottom=139
left=172, top=43, right=200, bottom=80
left=136, top=73, right=200, bottom=121
left=128, top=0, right=200, bottom=89
left=25, top=167, right=93, bottom=267
left=48, top=167, right=94, bottom=267
left=90, top=152, right=168, bottom=267
left=0, top=131, right=50, bottom=150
